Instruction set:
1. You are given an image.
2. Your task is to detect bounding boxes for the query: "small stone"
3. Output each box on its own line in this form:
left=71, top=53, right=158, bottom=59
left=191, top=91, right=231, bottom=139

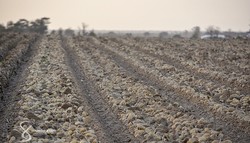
left=243, top=115, right=250, bottom=122
left=79, top=127, right=87, bottom=133
left=67, top=130, right=74, bottom=136
left=66, top=107, right=74, bottom=114
left=84, top=116, right=91, bottom=125
left=221, top=140, right=232, bottom=143
left=61, top=103, right=72, bottom=110
left=22, top=105, right=29, bottom=110
left=70, top=139, right=78, bottom=143
left=9, top=136, right=16, bottom=143
left=145, top=132, right=161, bottom=141
left=64, top=88, right=72, bottom=94
left=230, top=98, right=240, bottom=106
left=26, top=112, right=41, bottom=121
left=75, top=132, right=84, bottom=139
left=37, top=140, right=43, bottom=143
left=82, top=111, right=88, bottom=117
left=57, top=131, right=65, bottom=138
left=33, top=130, right=47, bottom=138
left=198, top=133, right=210, bottom=142
left=227, top=107, right=234, bottom=112
left=46, top=128, right=56, bottom=135
left=54, top=139, right=66, bottom=143
left=10, top=130, right=21, bottom=138
left=75, top=121, right=84, bottom=126
left=69, top=125, right=77, bottom=131
left=197, top=117, right=207, bottom=125
left=41, top=139, right=50, bottom=143
left=79, top=139, right=89, bottom=143
left=216, top=126, right=223, bottom=131
left=229, top=94, right=240, bottom=100
left=84, top=132, right=95, bottom=139
left=134, top=129, right=145, bottom=137
left=77, top=106, right=84, bottom=113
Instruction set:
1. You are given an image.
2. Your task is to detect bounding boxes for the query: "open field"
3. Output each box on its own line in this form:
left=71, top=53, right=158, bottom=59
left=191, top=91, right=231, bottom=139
left=0, top=33, right=249, bottom=143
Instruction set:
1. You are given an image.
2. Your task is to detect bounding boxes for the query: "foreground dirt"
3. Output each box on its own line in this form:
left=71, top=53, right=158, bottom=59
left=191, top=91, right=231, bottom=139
left=0, top=34, right=249, bottom=143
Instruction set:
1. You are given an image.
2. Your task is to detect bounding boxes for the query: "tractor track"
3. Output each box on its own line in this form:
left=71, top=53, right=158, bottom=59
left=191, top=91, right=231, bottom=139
left=0, top=33, right=249, bottom=142
left=135, top=46, right=249, bottom=95
left=61, top=36, right=139, bottom=143
left=0, top=35, right=41, bottom=142
left=109, top=38, right=249, bottom=95
left=105, top=39, right=250, bottom=112
left=83, top=38, right=250, bottom=143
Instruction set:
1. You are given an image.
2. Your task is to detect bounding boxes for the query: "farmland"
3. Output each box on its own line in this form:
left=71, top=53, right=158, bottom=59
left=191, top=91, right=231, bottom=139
left=0, top=33, right=249, bottom=143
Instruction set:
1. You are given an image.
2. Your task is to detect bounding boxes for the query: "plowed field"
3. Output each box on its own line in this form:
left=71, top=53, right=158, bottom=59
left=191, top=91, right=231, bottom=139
left=0, top=33, right=249, bottom=143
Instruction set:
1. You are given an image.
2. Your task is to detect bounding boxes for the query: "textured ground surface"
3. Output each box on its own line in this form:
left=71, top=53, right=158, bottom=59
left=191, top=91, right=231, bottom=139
left=0, top=33, right=249, bottom=143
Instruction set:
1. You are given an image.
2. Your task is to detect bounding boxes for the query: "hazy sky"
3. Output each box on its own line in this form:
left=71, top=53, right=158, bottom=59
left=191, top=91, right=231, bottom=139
left=0, top=0, right=250, bottom=31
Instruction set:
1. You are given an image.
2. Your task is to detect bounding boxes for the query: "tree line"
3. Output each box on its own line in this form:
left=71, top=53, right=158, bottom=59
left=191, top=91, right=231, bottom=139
left=0, top=17, right=50, bottom=34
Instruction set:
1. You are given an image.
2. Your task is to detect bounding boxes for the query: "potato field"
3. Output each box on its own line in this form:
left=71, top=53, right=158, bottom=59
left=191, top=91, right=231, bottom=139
left=0, top=33, right=249, bottom=143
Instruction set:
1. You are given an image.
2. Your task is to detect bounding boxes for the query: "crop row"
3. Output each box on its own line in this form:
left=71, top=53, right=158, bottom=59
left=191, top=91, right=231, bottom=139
left=0, top=33, right=38, bottom=97
left=116, top=37, right=249, bottom=91
left=100, top=38, right=250, bottom=113
left=8, top=35, right=98, bottom=143
left=68, top=36, right=234, bottom=142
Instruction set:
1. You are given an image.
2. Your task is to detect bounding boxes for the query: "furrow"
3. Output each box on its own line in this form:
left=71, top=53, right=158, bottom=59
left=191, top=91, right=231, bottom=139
left=77, top=37, right=250, bottom=142
left=61, top=36, right=138, bottom=143
left=73, top=37, right=250, bottom=143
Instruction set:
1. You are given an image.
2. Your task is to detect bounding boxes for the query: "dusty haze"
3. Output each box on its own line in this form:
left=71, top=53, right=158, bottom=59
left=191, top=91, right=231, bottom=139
left=0, top=0, right=250, bottom=31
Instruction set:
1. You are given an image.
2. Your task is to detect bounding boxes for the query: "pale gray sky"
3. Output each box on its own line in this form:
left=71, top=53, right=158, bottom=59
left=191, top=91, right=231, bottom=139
left=0, top=0, right=250, bottom=31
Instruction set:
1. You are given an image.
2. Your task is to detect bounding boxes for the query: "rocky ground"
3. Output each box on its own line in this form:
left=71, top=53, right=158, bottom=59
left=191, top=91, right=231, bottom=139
left=0, top=33, right=249, bottom=143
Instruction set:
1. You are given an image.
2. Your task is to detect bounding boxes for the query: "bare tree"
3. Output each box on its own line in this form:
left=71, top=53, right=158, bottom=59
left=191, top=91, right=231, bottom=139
left=77, top=27, right=81, bottom=36
left=82, top=23, right=88, bottom=35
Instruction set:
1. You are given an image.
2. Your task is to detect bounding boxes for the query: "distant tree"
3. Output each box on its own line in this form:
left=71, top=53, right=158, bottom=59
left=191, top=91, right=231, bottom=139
left=159, top=31, right=169, bottom=39
left=14, top=19, right=29, bottom=32
left=77, top=27, right=81, bottom=36
left=0, top=24, right=5, bottom=33
left=39, top=17, right=50, bottom=33
left=50, top=30, right=56, bottom=34
left=30, top=21, right=39, bottom=32
left=89, top=29, right=96, bottom=37
left=64, top=28, right=75, bottom=36
left=144, top=32, right=150, bottom=37
left=6, top=21, right=14, bottom=31
left=30, top=17, right=50, bottom=33
left=125, top=33, right=132, bottom=37
left=58, top=28, right=63, bottom=36
left=206, top=26, right=220, bottom=37
left=82, top=23, right=88, bottom=35
left=182, top=30, right=189, bottom=38
left=191, top=26, right=200, bottom=39
left=106, top=31, right=116, bottom=37
left=172, top=34, right=182, bottom=39
left=4, top=18, right=50, bottom=33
